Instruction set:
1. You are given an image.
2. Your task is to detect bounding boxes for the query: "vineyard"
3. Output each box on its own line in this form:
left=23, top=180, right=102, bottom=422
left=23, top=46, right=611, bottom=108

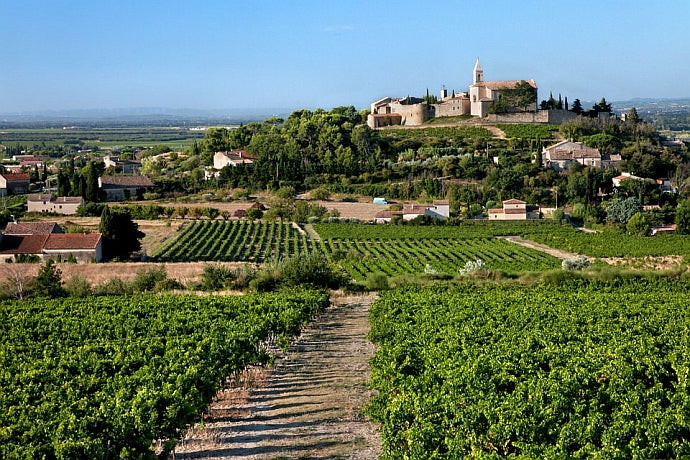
left=318, top=236, right=559, bottom=280
left=313, top=223, right=561, bottom=280
left=150, top=220, right=314, bottom=262
left=368, top=281, right=690, bottom=458
left=0, top=290, right=330, bottom=459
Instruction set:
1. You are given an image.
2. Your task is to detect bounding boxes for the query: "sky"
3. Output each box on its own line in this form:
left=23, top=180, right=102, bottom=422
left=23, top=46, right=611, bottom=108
left=1, top=0, right=689, bottom=113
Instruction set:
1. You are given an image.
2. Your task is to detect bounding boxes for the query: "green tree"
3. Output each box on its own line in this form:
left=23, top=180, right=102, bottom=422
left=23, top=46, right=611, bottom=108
left=626, top=212, right=651, bottom=236
left=99, top=206, right=145, bottom=260
left=31, top=260, right=66, bottom=298
left=570, top=98, right=584, bottom=115
left=607, top=196, right=642, bottom=224
left=675, top=200, right=690, bottom=234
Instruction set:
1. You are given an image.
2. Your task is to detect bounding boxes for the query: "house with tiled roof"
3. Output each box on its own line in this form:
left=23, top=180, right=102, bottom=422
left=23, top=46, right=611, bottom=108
left=5, top=222, right=63, bottom=235
left=374, top=200, right=451, bottom=223
left=542, top=141, right=621, bottom=172
left=0, top=221, right=102, bottom=262
left=488, top=199, right=540, bottom=220
left=214, top=150, right=256, bottom=169
left=27, top=194, right=84, bottom=215
left=99, top=175, right=154, bottom=201
left=0, top=173, right=30, bottom=195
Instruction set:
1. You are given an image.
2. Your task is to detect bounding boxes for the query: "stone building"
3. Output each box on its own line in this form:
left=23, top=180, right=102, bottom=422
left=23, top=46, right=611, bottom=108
left=542, top=141, right=621, bottom=171
left=27, top=194, right=84, bottom=215
left=0, top=173, right=30, bottom=196
left=367, top=59, right=539, bottom=128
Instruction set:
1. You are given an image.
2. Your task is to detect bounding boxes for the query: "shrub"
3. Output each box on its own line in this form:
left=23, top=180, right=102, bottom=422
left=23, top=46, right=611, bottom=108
left=277, top=252, right=343, bottom=289
left=94, top=278, right=134, bottom=296
left=31, top=260, right=66, bottom=298
left=562, top=256, right=591, bottom=271
left=200, top=264, right=235, bottom=291
left=132, top=266, right=168, bottom=292
left=552, top=208, right=565, bottom=223
left=365, top=272, right=389, bottom=290
left=153, top=278, right=184, bottom=292
left=310, top=186, right=331, bottom=201
left=459, top=259, right=488, bottom=276
left=64, top=276, right=92, bottom=297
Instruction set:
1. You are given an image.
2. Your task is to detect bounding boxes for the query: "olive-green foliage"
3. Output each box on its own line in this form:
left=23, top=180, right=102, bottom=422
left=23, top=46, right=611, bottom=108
left=64, top=276, right=92, bottom=297
left=253, top=253, right=343, bottom=292
left=93, top=278, right=134, bottom=296
left=365, top=272, right=390, bottom=291
left=626, top=212, right=651, bottom=236
left=132, top=266, right=168, bottom=292
left=200, top=263, right=235, bottom=291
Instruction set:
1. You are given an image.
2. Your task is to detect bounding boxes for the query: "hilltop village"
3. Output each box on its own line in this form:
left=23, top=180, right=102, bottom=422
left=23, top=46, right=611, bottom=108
left=368, top=59, right=576, bottom=127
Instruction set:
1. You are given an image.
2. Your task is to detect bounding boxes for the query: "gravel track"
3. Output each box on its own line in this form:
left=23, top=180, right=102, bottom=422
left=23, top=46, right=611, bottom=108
left=173, top=294, right=381, bottom=459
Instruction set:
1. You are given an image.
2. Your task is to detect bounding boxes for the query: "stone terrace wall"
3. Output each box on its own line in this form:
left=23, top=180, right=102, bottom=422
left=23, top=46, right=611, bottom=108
left=486, top=110, right=577, bottom=124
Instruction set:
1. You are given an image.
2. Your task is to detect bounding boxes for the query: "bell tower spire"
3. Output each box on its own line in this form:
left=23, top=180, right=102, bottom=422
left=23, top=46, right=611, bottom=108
left=473, top=58, right=483, bottom=84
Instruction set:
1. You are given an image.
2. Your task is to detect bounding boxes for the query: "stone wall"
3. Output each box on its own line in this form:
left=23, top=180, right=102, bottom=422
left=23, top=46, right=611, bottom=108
left=433, top=98, right=471, bottom=117
left=390, top=102, right=429, bottom=126
left=486, top=110, right=577, bottom=124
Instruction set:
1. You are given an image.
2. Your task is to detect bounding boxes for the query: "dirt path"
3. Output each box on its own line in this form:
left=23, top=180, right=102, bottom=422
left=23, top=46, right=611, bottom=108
left=173, top=293, right=381, bottom=459
left=498, top=235, right=585, bottom=260
left=303, top=224, right=320, bottom=242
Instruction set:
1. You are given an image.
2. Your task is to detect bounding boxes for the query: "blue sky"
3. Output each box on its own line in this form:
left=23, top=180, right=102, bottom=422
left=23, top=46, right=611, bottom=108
left=1, top=0, right=688, bottom=113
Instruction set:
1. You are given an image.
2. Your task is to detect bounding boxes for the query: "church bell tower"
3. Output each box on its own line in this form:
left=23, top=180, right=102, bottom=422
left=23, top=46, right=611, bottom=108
left=473, top=58, right=483, bottom=84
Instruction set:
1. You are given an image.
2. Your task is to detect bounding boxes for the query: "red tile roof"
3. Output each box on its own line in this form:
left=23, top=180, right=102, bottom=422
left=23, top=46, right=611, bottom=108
left=4, top=222, right=62, bottom=235
left=1, top=173, right=30, bottom=181
left=43, top=233, right=102, bottom=250
left=0, top=234, right=49, bottom=255
left=475, top=79, right=537, bottom=90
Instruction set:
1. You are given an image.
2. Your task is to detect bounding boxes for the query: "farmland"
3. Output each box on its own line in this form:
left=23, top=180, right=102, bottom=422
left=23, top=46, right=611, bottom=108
left=368, top=280, right=690, bottom=458
left=0, top=127, right=205, bottom=150
left=148, top=220, right=561, bottom=278
left=149, top=220, right=314, bottom=262
left=0, top=290, right=330, bottom=459
left=317, top=234, right=560, bottom=280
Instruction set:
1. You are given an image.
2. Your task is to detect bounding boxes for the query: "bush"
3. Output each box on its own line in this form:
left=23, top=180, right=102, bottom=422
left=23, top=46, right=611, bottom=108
left=154, top=278, right=184, bottom=292
left=552, top=208, right=565, bottom=223
left=64, top=276, right=92, bottom=297
left=562, top=256, right=591, bottom=271
left=626, top=212, right=651, bottom=236
left=310, top=186, right=331, bottom=201
left=31, top=260, right=66, bottom=298
left=365, top=272, right=389, bottom=290
left=94, top=278, right=134, bottom=296
left=459, top=259, right=488, bottom=276
left=200, top=264, right=235, bottom=291
left=132, top=266, right=168, bottom=292
left=252, top=253, right=343, bottom=292
left=276, top=252, right=343, bottom=289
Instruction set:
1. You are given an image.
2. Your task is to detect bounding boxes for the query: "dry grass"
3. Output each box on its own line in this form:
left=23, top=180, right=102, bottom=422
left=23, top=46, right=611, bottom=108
left=0, top=261, right=249, bottom=287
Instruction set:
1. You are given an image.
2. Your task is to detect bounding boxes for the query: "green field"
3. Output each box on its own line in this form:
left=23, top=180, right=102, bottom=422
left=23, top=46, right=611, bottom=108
left=149, top=220, right=314, bottom=262
left=0, top=127, right=205, bottom=151
left=368, top=280, right=690, bottom=458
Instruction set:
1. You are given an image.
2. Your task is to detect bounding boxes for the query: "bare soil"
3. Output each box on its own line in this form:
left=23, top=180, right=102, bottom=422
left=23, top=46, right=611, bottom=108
left=0, top=261, right=246, bottom=287
left=172, top=293, right=381, bottom=459
left=498, top=235, right=584, bottom=260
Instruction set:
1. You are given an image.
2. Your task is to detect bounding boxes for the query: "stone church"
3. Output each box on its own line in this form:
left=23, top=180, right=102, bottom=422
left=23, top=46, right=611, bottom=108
left=367, top=59, right=538, bottom=128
